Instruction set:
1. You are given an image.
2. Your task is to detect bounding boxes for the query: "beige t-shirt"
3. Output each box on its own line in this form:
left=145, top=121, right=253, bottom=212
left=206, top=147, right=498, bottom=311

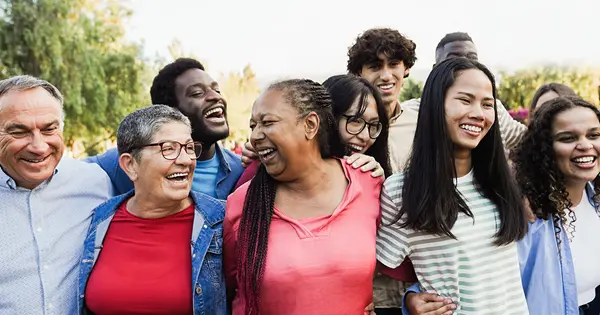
left=387, top=105, right=419, bottom=174
left=374, top=102, right=419, bottom=308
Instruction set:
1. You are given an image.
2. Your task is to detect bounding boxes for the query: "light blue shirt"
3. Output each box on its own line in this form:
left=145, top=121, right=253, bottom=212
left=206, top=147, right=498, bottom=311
left=0, top=156, right=113, bottom=315
left=192, top=152, right=220, bottom=198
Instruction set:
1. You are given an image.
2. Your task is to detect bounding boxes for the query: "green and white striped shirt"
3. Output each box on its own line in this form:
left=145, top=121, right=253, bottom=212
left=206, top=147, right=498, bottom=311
left=376, top=170, right=528, bottom=314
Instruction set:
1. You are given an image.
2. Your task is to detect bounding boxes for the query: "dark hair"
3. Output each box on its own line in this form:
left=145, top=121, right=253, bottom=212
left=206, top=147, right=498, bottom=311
left=322, top=74, right=392, bottom=177
left=394, top=57, right=527, bottom=246
left=236, top=79, right=337, bottom=315
left=347, top=28, right=417, bottom=76
left=529, top=83, right=577, bottom=112
left=150, top=58, right=205, bottom=108
left=511, top=96, right=600, bottom=249
left=435, top=32, right=474, bottom=51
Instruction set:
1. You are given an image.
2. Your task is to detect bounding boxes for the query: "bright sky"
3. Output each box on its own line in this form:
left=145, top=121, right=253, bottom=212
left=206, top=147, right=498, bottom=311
left=128, top=0, right=600, bottom=82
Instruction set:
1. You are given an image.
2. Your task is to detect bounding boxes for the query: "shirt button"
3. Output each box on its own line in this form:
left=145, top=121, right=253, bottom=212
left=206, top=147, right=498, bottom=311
left=48, top=303, right=54, bottom=309
left=195, top=286, right=202, bottom=294
left=203, top=225, right=207, bottom=228
left=36, top=227, right=42, bottom=232
left=43, top=264, right=50, bottom=270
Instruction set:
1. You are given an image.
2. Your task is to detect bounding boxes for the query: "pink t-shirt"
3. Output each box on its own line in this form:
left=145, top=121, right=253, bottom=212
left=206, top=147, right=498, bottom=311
left=224, top=160, right=382, bottom=315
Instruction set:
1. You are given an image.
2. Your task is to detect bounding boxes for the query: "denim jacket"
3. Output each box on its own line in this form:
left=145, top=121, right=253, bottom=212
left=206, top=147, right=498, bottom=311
left=77, top=190, right=227, bottom=315
left=401, top=182, right=598, bottom=315
left=86, top=143, right=244, bottom=199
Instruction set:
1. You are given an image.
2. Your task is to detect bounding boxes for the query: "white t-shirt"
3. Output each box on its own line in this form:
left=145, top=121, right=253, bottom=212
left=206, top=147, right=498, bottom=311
left=569, top=189, right=600, bottom=306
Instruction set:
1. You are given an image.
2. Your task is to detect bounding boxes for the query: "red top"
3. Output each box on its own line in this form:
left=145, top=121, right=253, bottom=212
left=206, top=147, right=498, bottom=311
left=85, top=201, right=195, bottom=315
left=225, top=160, right=383, bottom=315
left=234, top=160, right=417, bottom=282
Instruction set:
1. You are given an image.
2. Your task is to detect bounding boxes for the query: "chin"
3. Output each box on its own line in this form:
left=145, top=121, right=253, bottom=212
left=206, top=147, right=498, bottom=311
left=166, top=190, right=191, bottom=202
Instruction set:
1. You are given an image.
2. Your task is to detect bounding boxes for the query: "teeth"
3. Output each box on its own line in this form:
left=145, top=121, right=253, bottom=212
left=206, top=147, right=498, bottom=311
left=378, top=84, right=394, bottom=89
left=349, top=144, right=364, bottom=152
left=166, top=172, right=188, bottom=179
left=258, top=148, right=274, bottom=156
left=204, top=107, right=224, bottom=118
left=460, top=124, right=482, bottom=132
left=25, top=159, right=44, bottom=163
left=573, top=156, right=595, bottom=163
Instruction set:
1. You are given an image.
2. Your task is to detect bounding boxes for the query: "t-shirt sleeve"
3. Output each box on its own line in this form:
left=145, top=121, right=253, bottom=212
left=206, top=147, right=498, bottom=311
left=376, top=175, right=410, bottom=269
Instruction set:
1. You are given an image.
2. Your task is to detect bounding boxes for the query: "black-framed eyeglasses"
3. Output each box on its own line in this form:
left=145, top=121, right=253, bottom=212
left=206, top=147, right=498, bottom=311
left=134, top=141, right=203, bottom=160
left=342, top=115, right=383, bottom=139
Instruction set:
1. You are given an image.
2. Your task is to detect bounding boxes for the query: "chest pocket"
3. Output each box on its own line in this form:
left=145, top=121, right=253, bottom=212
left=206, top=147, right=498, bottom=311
left=207, top=228, right=223, bottom=254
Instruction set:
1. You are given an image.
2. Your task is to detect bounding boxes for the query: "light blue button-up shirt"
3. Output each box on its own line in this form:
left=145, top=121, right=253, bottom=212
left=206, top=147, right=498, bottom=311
left=0, top=156, right=112, bottom=315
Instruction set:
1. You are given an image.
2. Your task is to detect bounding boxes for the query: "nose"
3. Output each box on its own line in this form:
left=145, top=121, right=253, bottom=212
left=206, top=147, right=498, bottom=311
left=356, top=125, right=370, bottom=141
left=577, top=138, right=594, bottom=151
left=206, top=88, right=225, bottom=103
left=175, top=146, right=194, bottom=166
left=468, top=103, right=485, bottom=120
left=250, top=124, right=265, bottom=144
left=28, top=131, right=50, bottom=154
left=380, top=66, right=393, bottom=81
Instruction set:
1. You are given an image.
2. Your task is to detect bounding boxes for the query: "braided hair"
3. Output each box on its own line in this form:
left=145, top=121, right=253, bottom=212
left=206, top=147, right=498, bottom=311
left=236, top=79, right=338, bottom=315
left=511, top=96, right=600, bottom=253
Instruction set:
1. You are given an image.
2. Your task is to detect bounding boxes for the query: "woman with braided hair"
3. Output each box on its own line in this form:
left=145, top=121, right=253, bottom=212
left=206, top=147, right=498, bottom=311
left=512, top=95, right=600, bottom=315
left=223, top=79, right=382, bottom=315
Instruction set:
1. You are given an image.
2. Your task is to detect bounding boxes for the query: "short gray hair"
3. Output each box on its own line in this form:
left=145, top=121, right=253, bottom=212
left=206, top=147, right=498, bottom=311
left=0, top=75, right=65, bottom=128
left=117, top=104, right=192, bottom=160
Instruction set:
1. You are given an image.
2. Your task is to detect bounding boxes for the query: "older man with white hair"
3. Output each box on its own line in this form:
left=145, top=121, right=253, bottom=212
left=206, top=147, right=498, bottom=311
left=0, top=75, right=112, bottom=315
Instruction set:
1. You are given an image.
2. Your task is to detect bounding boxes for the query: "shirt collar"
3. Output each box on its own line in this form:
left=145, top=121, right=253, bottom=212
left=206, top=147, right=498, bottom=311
left=389, top=101, right=405, bottom=123
left=585, top=182, right=598, bottom=208
left=0, top=160, right=60, bottom=190
left=214, top=143, right=231, bottom=172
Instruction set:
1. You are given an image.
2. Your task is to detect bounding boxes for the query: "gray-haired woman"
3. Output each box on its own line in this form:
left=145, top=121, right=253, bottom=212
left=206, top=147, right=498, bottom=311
left=76, top=105, right=227, bottom=315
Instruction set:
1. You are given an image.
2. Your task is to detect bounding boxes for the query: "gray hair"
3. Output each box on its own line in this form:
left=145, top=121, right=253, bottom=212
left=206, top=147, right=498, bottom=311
left=0, top=75, right=66, bottom=128
left=117, top=104, right=192, bottom=161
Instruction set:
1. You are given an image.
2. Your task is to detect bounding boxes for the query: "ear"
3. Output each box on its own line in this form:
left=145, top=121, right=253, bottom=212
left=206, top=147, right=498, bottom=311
left=303, top=112, right=320, bottom=140
left=403, top=68, right=410, bottom=78
left=118, top=152, right=140, bottom=182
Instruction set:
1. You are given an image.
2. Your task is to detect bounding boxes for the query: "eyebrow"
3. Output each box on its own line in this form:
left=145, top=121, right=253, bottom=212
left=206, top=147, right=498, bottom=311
left=250, top=113, right=279, bottom=122
left=185, top=83, right=205, bottom=94
left=555, top=127, right=600, bottom=136
left=5, top=120, right=59, bottom=132
left=186, top=81, right=219, bottom=92
left=457, top=92, right=494, bottom=101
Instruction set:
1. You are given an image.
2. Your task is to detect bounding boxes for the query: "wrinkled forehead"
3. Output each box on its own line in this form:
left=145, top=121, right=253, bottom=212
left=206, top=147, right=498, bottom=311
left=0, top=88, right=63, bottom=124
left=175, top=69, right=217, bottom=92
left=438, top=41, right=478, bottom=60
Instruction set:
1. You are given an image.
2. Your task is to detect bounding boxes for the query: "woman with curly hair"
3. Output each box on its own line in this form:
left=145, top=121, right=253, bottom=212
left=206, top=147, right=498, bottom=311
left=512, top=95, right=600, bottom=315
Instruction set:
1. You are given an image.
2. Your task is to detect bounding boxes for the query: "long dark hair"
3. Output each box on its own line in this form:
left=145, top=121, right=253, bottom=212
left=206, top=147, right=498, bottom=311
left=323, top=74, right=392, bottom=177
left=237, top=79, right=337, bottom=315
left=394, top=57, right=527, bottom=246
left=529, top=83, right=577, bottom=112
left=512, top=96, right=600, bottom=248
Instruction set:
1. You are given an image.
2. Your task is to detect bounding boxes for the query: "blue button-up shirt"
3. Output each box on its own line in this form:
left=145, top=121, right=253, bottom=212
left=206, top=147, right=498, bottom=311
left=518, top=183, right=598, bottom=315
left=0, top=157, right=113, bottom=315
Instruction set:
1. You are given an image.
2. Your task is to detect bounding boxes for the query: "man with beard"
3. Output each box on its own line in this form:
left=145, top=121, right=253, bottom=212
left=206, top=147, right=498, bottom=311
left=89, top=58, right=243, bottom=199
